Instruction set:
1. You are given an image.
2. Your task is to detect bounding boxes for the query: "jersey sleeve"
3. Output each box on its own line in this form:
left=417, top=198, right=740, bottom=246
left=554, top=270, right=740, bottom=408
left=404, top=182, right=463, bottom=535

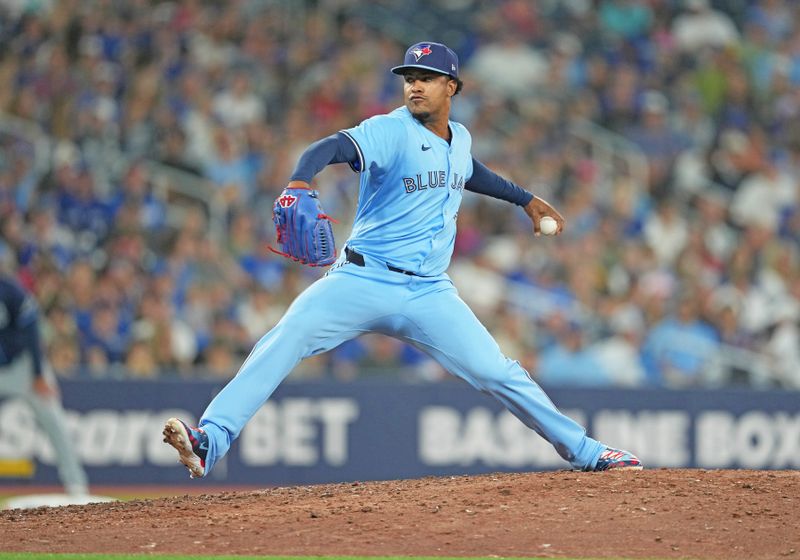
left=18, top=300, right=44, bottom=377
left=340, top=115, right=406, bottom=174
left=288, top=133, right=360, bottom=183
left=1, top=280, right=44, bottom=377
left=465, top=157, right=534, bottom=206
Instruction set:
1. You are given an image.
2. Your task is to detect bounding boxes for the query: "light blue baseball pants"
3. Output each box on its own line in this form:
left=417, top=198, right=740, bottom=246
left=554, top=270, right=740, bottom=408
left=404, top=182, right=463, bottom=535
left=198, top=259, right=605, bottom=475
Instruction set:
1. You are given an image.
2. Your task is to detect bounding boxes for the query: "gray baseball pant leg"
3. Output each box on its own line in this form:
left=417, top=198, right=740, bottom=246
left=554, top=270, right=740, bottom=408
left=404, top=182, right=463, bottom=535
left=0, top=355, right=88, bottom=495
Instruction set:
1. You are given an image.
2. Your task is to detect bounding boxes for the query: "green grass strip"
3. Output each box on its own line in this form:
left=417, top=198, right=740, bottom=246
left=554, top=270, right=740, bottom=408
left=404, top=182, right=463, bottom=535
left=0, top=555, right=655, bottom=560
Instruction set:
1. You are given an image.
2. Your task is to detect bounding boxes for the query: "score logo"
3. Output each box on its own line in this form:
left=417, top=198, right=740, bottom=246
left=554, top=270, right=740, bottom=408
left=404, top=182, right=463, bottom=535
left=0, top=399, right=194, bottom=466
left=0, top=397, right=360, bottom=469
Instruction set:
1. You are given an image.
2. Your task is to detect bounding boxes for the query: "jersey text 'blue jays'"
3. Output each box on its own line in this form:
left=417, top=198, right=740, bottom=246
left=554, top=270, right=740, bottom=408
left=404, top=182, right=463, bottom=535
left=402, top=171, right=465, bottom=193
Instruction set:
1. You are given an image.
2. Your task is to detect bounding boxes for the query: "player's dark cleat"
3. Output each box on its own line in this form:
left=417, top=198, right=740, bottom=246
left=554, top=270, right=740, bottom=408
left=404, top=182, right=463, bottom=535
left=162, top=418, right=208, bottom=479
left=592, top=447, right=643, bottom=471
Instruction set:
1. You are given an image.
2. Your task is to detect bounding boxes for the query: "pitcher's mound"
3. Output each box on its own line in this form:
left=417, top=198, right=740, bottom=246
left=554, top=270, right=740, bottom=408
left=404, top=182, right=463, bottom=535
left=1, top=469, right=798, bottom=559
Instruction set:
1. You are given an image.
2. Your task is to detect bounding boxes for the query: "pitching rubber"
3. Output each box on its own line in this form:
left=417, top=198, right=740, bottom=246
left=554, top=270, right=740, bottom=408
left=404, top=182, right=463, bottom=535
left=162, top=418, right=204, bottom=479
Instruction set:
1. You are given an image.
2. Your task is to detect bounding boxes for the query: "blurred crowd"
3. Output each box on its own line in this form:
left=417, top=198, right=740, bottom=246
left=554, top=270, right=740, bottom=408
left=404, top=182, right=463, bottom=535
left=0, top=0, right=798, bottom=389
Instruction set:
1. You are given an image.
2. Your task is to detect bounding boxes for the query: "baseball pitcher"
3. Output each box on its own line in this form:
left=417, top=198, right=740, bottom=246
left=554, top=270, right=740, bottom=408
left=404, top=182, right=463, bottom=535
left=164, top=42, right=642, bottom=478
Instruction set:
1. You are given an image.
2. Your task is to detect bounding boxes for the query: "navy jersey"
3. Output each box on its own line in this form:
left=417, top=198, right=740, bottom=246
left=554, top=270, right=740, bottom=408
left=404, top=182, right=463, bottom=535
left=0, top=275, right=43, bottom=376
left=340, top=106, right=473, bottom=276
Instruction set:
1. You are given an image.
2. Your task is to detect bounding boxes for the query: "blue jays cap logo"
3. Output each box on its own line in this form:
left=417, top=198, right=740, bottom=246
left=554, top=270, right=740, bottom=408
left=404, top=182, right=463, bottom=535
left=391, top=41, right=459, bottom=78
left=411, top=44, right=433, bottom=62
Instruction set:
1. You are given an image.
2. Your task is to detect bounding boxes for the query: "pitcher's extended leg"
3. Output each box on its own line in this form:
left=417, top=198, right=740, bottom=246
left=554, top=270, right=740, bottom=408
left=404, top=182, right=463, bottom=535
left=401, top=278, right=604, bottom=470
left=185, top=266, right=405, bottom=476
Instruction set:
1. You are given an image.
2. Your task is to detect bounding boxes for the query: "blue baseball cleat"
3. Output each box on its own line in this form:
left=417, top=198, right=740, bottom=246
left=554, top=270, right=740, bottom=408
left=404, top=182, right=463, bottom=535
left=162, top=418, right=208, bottom=479
left=592, top=447, right=643, bottom=471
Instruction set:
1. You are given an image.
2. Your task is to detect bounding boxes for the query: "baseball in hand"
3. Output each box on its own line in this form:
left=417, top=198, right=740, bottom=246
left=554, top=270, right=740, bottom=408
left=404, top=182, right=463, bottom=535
left=539, top=216, right=558, bottom=235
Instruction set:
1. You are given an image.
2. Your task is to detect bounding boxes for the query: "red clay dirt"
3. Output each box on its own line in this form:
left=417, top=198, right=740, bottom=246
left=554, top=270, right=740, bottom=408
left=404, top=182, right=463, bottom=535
left=1, top=469, right=798, bottom=559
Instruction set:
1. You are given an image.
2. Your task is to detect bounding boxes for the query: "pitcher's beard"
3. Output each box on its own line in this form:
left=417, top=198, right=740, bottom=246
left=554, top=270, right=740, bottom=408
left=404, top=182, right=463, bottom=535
left=410, top=110, right=432, bottom=124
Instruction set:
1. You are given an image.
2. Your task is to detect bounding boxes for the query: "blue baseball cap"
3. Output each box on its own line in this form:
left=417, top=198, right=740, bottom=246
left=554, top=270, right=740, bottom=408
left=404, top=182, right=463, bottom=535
left=391, top=42, right=459, bottom=79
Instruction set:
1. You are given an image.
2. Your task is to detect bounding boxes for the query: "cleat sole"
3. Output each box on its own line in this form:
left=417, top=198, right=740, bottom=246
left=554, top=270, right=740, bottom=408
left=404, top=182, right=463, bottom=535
left=162, top=418, right=205, bottom=479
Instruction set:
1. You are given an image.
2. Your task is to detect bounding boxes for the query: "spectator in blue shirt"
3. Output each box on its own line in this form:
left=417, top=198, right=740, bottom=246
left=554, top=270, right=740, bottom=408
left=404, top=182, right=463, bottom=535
left=642, top=292, right=721, bottom=387
left=538, top=321, right=612, bottom=387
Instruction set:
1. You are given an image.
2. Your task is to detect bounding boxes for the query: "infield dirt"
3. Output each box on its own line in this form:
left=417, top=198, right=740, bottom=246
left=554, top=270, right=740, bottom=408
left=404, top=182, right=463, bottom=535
left=1, top=469, right=798, bottom=559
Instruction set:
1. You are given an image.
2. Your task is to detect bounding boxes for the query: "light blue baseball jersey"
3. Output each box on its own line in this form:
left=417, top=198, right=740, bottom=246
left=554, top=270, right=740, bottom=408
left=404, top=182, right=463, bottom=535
left=340, top=106, right=473, bottom=277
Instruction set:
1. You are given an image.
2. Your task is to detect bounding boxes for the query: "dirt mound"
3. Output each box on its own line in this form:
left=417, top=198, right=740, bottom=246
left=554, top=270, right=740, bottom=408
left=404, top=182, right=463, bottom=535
left=1, top=469, right=798, bottom=559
